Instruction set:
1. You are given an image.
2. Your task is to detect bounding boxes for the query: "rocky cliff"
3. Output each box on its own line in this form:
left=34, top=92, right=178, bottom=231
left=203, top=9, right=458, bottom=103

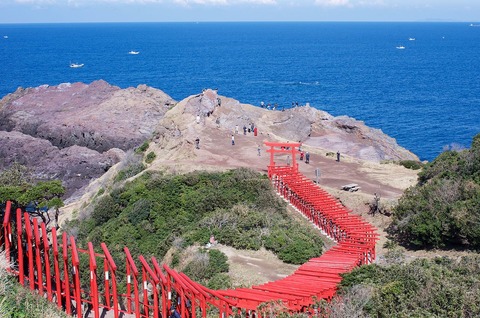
left=0, top=80, right=174, bottom=197
left=0, top=81, right=418, bottom=199
left=153, top=89, right=418, bottom=165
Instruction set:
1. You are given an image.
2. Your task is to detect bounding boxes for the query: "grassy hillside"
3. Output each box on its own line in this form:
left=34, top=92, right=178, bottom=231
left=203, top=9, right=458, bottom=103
left=68, top=168, right=323, bottom=287
left=320, top=253, right=480, bottom=317
left=389, top=133, right=480, bottom=249
left=316, top=134, right=480, bottom=317
left=0, top=252, right=67, bottom=318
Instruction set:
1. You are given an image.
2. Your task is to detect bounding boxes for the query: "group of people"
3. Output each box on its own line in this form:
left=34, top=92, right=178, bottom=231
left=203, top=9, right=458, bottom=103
left=230, top=123, right=258, bottom=146
left=234, top=123, right=257, bottom=135
left=260, top=101, right=285, bottom=111
left=299, top=151, right=310, bottom=164
left=259, top=101, right=302, bottom=111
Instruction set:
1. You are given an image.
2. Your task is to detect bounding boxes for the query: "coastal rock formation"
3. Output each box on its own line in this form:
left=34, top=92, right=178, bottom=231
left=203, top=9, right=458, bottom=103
left=0, top=131, right=121, bottom=197
left=154, top=89, right=418, bottom=164
left=0, top=80, right=175, bottom=197
left=0, top=81, right=418, bottom=199
left=0, top=80, right=174, bottom=152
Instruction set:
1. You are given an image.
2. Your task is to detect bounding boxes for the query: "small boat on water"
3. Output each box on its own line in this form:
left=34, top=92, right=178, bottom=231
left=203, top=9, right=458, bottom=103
left=470, top=23, right=480, bottom=27
left=409, top=37, right=416, bottom=41
left=128, top=51, right=140, bottom=55
left=396, top=45, right=406, bottom=50
left=3, top=35, right=8, bottom=39
left=70, top=63, right=84, bottom=68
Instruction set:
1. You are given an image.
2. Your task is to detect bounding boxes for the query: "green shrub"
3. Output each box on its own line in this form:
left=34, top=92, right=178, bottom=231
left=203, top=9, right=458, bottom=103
left=328, top=256, right=480, bottom=317
left=390, top=133, right=480, bottom=250
left=115, top=162, right=145, bottom=182
left=90, top=195, right=122, bottom=226
left=96, top=187, right=105, bottom=197
left=135, top=141, right=150, bottom=154
left=183, top=249, right=229, bottom=284
left=208, top=249, right=229, bottom=274
left=207, top=273, right=232, bottom=290
left=264, top=225, right=323, bottom=264
left=77, top=168, right=323, bottom=275
left=399, top=160, right=424, bottom=170
left=145, top=151, right=156, bottom=164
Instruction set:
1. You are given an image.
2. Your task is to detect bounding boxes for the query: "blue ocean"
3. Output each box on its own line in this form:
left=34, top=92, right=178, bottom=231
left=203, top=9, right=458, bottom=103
left=1, top=22, right=479, bottom=161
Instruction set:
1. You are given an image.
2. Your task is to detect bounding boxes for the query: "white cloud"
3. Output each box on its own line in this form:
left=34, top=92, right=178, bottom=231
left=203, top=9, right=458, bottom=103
left=173, top=0, right=275, bottom=6
left=314, top=0, right=350, bottom=7
left=173, top=0, right=228, bottom=6
left=358, top=0, right=385, bottom=6
left=313, top=0, right=387, bottom=7
left=64, top=0, right=163, bottom=5
left=240, top=0, right=276, bottom=4
left=14, top=0, right=56, bottom=4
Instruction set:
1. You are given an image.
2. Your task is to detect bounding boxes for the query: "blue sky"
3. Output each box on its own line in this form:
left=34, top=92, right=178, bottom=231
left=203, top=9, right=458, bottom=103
left=0, top=0, right=479, bottom=23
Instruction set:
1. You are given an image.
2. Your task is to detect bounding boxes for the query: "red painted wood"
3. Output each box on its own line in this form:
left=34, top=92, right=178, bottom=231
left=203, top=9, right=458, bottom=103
left=88, top=242, right=99, bottom=318
left=101, top=243, right=119, bottom=317
left=2, top=201, right=11, bottom=262
left=15, top=208, right=24, bottom=286
left=41, top=223, right=53, bottom=301
left=70, top=236, right=82, bottom=318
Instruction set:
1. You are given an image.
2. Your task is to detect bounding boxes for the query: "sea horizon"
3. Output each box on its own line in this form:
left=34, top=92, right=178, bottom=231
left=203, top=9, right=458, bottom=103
left=1, top=22, right=479, bottom=161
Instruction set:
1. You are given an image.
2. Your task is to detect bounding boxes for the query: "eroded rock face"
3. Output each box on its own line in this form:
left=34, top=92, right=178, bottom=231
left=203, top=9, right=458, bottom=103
left=154, top=89, right=418, bottom=163
left=0, top=80, right=175, bottom=197
left=0, top=80, right=174, bottom=152
left=0, top=131, right=122, bottom=197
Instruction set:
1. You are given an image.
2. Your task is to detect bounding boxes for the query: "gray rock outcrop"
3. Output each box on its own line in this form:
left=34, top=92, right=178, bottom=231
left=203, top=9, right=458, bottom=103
left=154, top=89, right=418, bottom=163
left=0, top=80, right=175, bottom=197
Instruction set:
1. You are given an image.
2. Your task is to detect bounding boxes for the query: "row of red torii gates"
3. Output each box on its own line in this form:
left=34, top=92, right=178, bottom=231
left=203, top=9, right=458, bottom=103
left=0, top=141, right=378, bottom=317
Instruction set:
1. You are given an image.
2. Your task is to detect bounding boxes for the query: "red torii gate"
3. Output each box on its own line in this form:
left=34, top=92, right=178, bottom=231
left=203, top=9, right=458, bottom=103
left=264, top=141, right=301, bottom=177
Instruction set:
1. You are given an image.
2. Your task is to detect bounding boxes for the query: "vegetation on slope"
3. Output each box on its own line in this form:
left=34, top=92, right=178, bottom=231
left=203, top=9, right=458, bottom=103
left=0, top=251, right=68, bottom=318
left=318, top=135, right=480, bottom=317
left=70, top=168, right=323, bottom=287
left=320, top=253, right=480, bottom=317
left=389, top=133, right=480, bottom=249
left=0, top=162, right=65, bottom=212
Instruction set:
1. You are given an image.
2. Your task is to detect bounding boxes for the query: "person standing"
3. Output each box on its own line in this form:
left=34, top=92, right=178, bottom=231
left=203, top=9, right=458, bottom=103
left=305, top=152, right=310, bottom=164
left=231, top=135, right=235, bottom=146
left=235, top=125, right=239, bottom=134
left=170, top=307, right=181, bottom=318
left=196, top=115, right=200, bottom=124
left=257, top=145, right=261, bottom=156
left=336, top=151, right=341, bottom=162
left=195, top=137, right=200, bottom=149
